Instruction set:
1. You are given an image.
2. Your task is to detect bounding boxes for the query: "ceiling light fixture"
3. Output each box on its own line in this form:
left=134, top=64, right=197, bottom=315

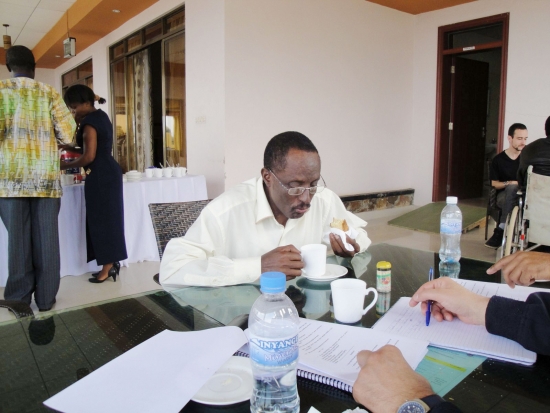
left=3, top=24, right=11, bottom=50
left=112, top=9, right=120, bottom=13
left=63, top=11, right=76, bottom=58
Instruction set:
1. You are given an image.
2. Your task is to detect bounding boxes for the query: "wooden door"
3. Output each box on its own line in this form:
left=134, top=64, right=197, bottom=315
left=448, top=57, right=489, bottom=199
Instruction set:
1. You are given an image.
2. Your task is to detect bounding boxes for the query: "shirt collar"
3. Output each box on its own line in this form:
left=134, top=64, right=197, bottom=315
left=255, top=177, right=276, bottom=223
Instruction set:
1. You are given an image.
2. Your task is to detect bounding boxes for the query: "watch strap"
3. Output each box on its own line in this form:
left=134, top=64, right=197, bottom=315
left=421, top=394, right=446, bottom=410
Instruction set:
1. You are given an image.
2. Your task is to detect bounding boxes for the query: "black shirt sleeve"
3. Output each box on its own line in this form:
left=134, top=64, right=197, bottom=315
left=485, top=293, right=550, bottom=355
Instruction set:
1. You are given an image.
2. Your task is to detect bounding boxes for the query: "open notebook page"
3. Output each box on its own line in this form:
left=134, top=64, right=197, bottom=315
left=372, top=279, right=544, bottom=365
left=297, top=318, right=429, bottom=387
left=241, top=318, right=429, bottom=388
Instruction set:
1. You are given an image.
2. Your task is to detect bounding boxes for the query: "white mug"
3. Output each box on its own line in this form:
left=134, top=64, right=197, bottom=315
left=163, top=167, right=173, bottom=178
left=300, top=244, right=327, bottom=277
left=153, top=168, right=163, bottom=178
left=61, top=174, right=74, bottom=185
left=331, top=279, right=378, bottom=323
left=145, top=169, right=154, bottom=178
left=174, top=167, right=183, bottom=177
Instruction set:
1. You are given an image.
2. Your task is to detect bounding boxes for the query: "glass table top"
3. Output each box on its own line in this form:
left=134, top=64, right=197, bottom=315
left=1, top=243, right=549, bottom=413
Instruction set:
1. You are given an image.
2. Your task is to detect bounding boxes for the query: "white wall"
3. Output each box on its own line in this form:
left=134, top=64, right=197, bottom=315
left=0, top=63, right=56, bottom=86
left=411, top=0, right=550, bottom=204
left=185, top=0, right=226, bottom=197
left=222, top=0, right=415, bottom=197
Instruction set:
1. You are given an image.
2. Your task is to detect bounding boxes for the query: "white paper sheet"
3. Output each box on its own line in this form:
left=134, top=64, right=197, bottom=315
left=44, top=327, right=248, bottom=413
left=455, top=279, right=548, bottom=300
left=297, top=319, right=429, bottom=386
left=373, top=288, right=537, bottom=365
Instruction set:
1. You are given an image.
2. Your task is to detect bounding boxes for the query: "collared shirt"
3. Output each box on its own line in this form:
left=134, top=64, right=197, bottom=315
left=160, top=177, right=371, bottom=288
left=0, top=77, right=76, bottom=198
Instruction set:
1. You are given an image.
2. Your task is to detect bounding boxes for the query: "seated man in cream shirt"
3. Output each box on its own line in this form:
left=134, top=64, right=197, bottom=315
left=160, top=131, right=371, bottom=287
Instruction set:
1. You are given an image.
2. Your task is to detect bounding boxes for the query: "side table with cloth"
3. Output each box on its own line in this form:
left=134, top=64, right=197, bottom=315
left=0, top=174, right=207, bottom=287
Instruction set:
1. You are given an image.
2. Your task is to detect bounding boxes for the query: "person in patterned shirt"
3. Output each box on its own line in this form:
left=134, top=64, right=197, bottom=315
left=0, top=45, right=75, bottom=311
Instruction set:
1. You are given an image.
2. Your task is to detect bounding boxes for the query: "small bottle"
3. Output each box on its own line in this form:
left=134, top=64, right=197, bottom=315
left=249, top=272, right=300, bottom=413
left=439, top=196, right=462, bottom=263
left=376, top=261, right=391, bottom=292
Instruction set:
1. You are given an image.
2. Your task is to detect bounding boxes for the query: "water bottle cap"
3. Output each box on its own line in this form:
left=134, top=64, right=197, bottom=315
left=260, top=272, right=286, bottom=293
left=446, top=196, right=458, bottom=204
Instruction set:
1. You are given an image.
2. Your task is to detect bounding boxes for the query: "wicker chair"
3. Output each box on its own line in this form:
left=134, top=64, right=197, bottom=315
left=148, top=199, right=211, bottom=284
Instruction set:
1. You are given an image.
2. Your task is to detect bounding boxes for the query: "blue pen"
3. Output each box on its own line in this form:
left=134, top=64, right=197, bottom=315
left=426, top=267, right=433, bottom=326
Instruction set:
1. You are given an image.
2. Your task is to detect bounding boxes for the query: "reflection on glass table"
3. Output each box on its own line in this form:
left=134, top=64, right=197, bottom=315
left=2, top=243, right=550, bottom=413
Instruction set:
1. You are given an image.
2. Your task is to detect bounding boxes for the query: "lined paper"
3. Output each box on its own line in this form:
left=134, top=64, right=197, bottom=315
left=373, top=280, right=543, bottom=365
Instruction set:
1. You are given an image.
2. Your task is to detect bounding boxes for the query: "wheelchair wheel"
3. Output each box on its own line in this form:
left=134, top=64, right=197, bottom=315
left=503, top=206, right=519, bottom=257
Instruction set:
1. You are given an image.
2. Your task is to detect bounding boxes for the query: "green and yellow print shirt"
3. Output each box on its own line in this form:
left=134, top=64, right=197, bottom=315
left=0, top=77, right=76, bottom=197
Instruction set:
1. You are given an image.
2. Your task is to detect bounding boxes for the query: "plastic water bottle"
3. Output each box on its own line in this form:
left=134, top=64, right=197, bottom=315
left=249, top=272, right=300, bottom=413
left=439, top=196, right=462, bottom=263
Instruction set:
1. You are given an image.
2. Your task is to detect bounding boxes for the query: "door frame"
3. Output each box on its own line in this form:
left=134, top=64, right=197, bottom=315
left=432, top=13, right=509, bottom=201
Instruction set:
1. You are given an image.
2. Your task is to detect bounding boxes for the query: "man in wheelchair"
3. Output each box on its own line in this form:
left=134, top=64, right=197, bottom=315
left=486, top=123, right=528, bottom=248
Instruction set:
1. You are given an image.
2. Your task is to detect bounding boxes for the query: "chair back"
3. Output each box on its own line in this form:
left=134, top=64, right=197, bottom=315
left=524, top=166, right=550, bottom=244
left=148, top=200, right=211, bottom=259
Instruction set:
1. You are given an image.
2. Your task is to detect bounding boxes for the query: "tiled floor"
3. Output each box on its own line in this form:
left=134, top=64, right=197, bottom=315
left=0, top=205, right=498, bottom=323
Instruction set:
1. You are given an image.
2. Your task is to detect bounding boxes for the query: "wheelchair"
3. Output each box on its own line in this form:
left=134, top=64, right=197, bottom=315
left=501, top=166, right=550, bottom=257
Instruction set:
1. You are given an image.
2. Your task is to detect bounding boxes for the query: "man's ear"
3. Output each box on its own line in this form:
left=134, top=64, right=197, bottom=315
left=261, top=168, right=271, bottom=185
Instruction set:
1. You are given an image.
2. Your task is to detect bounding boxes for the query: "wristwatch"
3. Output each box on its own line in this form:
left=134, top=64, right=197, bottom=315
left=397, top=395, right=446, bottom=413
left=504, top=181, right=509, bottom=186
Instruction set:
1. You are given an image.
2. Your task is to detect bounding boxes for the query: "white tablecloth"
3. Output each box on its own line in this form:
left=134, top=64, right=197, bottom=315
left=0, top=174, right=208, bottom=287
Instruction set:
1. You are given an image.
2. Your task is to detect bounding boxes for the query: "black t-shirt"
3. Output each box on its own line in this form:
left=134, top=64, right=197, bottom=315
left=490, top=151, right=520, bottom=183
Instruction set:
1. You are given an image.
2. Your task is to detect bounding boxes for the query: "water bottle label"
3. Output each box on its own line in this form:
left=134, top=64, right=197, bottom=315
left=249, top=334, right=298, bottom=367
left=440, top=219, right=461, bottom=235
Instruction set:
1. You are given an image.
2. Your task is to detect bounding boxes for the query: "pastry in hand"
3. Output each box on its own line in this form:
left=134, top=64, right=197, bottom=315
left=330, top=218, right=349, bottom=232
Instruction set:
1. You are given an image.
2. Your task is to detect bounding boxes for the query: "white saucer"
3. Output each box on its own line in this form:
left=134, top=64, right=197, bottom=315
left=192, top=356, right=253, bottom=405
left=302, top=263, right=348, bottom=282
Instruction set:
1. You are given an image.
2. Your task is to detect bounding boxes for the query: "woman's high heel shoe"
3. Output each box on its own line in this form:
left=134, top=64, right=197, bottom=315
left=89, top=264, right=119, bottom=283
left=91, top=262, right=120, bottom=278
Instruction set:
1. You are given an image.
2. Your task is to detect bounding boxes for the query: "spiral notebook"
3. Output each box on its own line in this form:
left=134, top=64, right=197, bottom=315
left=236, top=318, right=429, bottom=393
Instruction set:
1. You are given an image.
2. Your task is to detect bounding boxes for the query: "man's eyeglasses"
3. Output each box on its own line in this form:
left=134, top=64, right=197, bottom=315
left=269, top=170, right=326, bottom=196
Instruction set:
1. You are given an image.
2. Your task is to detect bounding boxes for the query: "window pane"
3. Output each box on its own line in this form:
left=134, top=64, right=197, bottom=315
left=145, top=21, right=163, bottom=42
left=112, top=42, right=125, bottom=59
left=78, top=59, right=93, bottom=79
left=166, top=10, right=184, bottom=33
left=446, top=24, right=502, bottom=49
left=127, top=33, right=142, bottom=52
left=112, top=61, right=129, bottom=173
left=164, top=33, right=186, bottom=167
left=62, top=69, right=77, bottom=87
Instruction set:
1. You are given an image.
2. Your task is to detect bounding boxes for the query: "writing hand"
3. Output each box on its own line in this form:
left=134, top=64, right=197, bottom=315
left=409, top=277, right=489, bottom=326
left=261, top=245, right=304, bottom=279
left=353, top=345, right=433, bottom=413
left=487, top=251, right=550, bottom=288
left=330, top=233, right=359, bottom=258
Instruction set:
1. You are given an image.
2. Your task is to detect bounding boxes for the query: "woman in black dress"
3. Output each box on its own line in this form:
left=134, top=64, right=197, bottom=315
left=61, top=85, right=127, bottom=283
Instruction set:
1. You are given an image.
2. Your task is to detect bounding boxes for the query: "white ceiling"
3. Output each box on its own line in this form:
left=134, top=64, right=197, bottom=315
left=0, top=0, right=76, bottom=49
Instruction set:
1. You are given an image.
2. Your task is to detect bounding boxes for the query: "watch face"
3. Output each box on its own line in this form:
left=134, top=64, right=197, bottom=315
left=397, top=401, right=426, bottom=413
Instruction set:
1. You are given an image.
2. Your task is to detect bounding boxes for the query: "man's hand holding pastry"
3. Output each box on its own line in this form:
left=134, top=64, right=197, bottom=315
left=329, top=218, right=360, bottom=258
left=261, top=245, right=304, bottom=279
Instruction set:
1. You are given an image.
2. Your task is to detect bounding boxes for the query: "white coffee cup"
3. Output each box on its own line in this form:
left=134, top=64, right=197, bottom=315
left=145, top=169, right=154, bottom=178
left=153, top=168, right=163, bottom=178
left=300, top=244, right=327, bottom=277
left=331, top=279, right=378, bottom=323
left=61, top=174, right=74, bottom=185
left=180, top=167, right=187, bottom=176
left=163, top=167, right=173, bottom=178
left=174, top=167, right=183, bottom=177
